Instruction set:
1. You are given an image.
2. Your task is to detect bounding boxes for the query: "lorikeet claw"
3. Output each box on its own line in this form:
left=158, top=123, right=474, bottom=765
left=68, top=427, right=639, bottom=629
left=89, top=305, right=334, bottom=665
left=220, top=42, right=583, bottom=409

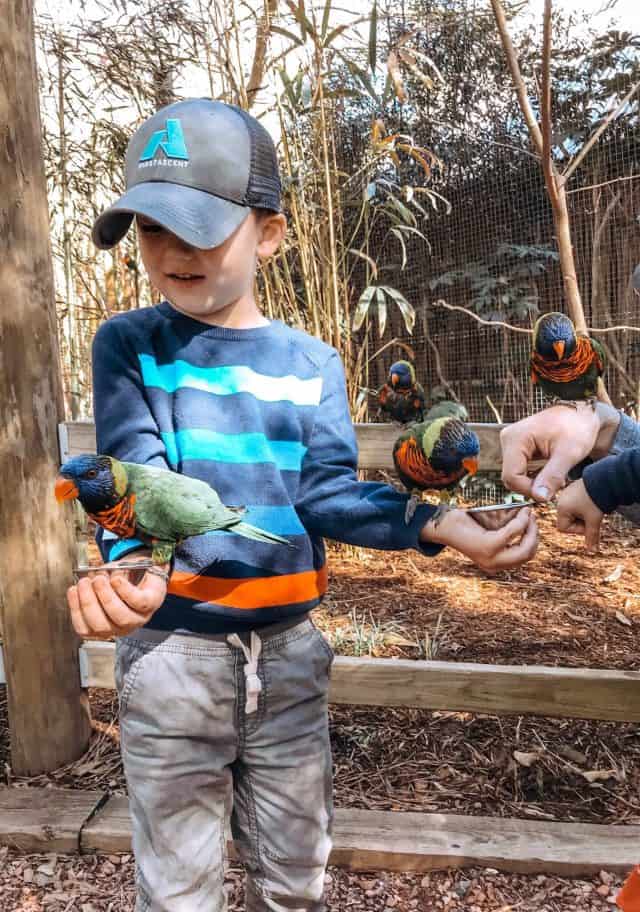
left=430, top=503, right=453, bottom=528
left=151, top=541, right=175, bottom=565
left=550, top=397, right=580, bottom=410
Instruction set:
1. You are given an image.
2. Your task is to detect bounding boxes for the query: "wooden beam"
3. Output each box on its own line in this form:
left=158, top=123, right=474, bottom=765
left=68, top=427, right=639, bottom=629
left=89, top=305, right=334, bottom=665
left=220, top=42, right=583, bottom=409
left=59, top=421, right=512, bottom=473
left=0, top=0, right=91, bottom=773
left=79, top=642, right=640, bottom=722
left=0, top=787, right=103, bottom=853
left=81, top=794, right=639, bottom=876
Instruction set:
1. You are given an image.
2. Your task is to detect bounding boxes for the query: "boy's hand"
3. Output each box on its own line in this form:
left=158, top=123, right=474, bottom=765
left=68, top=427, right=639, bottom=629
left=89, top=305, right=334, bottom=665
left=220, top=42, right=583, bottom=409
left=555, top=479, right=604, bottom=553
left=67, top=560, right=169, bottom=639
left=420, top=507, right=538, bottom=573
left=500, top=403, right=619, bottom=501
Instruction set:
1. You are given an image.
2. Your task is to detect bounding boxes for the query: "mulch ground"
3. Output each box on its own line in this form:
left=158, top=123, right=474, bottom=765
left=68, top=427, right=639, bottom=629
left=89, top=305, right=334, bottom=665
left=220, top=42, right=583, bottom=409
left=1, top=505, right=638, bottom=909
left=0, top=847, right=625, bottom=911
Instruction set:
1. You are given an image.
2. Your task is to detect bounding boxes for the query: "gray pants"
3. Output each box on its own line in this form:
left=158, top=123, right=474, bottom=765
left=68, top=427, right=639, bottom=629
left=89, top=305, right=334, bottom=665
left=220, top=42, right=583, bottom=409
left=114, top=616, right=334, bottom=912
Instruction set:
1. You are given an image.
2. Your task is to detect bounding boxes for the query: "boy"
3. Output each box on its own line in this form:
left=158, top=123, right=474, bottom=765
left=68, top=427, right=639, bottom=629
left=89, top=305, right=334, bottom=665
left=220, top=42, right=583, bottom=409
left=67, top=98, right=538, bottom=912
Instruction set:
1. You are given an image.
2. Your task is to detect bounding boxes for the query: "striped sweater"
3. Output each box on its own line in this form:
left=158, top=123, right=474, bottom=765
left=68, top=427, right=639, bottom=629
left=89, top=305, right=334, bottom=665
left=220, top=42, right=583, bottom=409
left=93, top=302, right=440, bottom=634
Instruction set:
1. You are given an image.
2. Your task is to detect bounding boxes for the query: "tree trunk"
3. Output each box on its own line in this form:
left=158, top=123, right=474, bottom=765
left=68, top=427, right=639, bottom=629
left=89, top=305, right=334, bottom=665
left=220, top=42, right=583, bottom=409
left=0, top=0, right=91, bottom=773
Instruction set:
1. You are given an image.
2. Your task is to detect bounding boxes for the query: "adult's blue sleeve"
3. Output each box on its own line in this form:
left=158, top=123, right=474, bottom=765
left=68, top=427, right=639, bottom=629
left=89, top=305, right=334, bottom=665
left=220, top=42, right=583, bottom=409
left=295, top=351, right=443, bottom=555
left=91, top=318, right=170, bottom=560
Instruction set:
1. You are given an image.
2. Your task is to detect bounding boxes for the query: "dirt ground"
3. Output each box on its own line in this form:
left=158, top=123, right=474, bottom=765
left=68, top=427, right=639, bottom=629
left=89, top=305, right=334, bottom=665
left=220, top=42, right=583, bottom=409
left=1, top=507, right=638, bottom=909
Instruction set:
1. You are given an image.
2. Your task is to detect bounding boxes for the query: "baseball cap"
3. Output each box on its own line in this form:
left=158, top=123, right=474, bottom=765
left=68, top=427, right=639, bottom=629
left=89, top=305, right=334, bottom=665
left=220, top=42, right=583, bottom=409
left=92, top=99, right=281, bottom=251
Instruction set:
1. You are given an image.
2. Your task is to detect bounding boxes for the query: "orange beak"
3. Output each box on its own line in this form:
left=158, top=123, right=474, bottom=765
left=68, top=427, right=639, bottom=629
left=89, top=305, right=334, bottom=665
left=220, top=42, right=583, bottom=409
left=462, top=457, right=479, bottom=476
left=391, top=373, right=399, bottom=386
left=55, top=476, right=79, bottom=503
left=552, top=340, right=566, bottom=360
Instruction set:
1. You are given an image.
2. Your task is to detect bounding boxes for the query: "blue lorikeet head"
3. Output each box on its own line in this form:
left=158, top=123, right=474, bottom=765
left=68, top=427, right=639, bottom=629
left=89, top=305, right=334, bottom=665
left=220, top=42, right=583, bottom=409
left=534, top=312, right=577, bottom=360
left=427, top=418, right=480, bottom=477
left=389, top=360, right=415, bottom=389
left=55, top=454, right=126, bottom=513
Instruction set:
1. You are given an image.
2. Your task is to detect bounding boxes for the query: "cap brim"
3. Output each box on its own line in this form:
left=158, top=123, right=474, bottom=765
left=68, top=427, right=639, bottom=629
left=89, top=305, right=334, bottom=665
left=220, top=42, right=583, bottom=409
left=92, top=182, right=250, bottom=250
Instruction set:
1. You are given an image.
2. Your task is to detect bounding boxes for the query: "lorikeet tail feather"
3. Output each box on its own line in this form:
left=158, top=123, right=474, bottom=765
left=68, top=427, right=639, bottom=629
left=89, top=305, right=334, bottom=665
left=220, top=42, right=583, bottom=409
left=233, top=521, right=292, bottom=547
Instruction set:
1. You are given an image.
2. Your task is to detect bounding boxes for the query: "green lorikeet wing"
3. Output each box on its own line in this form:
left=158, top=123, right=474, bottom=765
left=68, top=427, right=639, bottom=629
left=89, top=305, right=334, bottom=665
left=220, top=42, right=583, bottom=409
left=123, top=462, right=289, bottom=564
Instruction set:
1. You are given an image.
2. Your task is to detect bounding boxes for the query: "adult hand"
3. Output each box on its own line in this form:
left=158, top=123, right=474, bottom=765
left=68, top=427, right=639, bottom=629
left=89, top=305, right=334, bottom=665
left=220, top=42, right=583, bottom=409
left=420, top=506, right=539, bottom=574
left=67, top=556, right=169, bottom=639
left=555, top=479, right=604, bottom=553
left=500, top=403, right=619, bottom=502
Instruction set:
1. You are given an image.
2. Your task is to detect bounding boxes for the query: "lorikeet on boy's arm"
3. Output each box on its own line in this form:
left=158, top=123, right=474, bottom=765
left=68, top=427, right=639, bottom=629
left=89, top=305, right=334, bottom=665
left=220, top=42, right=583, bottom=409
left=530, top=312, right=605, bottom=404
left=56, top=455, right=289, bottom=566
left=393, top=417, right=480, bottom=524
left=377, top=360, right=426, bottom=424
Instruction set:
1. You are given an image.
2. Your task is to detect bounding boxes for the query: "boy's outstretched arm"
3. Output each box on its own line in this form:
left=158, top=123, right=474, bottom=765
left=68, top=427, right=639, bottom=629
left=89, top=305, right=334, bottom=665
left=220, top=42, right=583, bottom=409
left=295, top=352, right=538, bottom=571
left=92, top=318, right=170, bottom=562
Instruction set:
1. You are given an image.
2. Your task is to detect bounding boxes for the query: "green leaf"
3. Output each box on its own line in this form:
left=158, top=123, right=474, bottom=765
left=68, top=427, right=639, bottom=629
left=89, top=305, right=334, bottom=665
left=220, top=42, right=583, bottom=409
left=352, top=284, right=377, bottom=332
left=271, top=25, right=305, bottom=46
left=380, top=285, right=415, bottom=334
left=285, top=0, right=315, bottom=41
left=389, top=228, right=408, bottom=270
left=369, top=1, right=378, bottom=73
left=348, top=248, right=379, bottom=281
left=384, top=194, right=417, bottom=228
left=336, top=51, right=378, bottom=101
left=321, top=0, right=332, bottom=40
left=375, top=286, right=387, bottom=337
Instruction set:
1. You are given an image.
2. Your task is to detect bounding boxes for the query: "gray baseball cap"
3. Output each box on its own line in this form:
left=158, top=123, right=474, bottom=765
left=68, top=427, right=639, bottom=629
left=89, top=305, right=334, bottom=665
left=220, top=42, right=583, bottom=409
left=92, top=99, right=281, bottom=250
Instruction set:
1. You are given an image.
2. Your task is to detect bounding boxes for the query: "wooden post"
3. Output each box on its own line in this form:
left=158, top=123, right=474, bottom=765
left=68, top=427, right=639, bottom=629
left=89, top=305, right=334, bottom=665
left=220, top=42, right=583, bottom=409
left=0, top=0, right=91, bottom=773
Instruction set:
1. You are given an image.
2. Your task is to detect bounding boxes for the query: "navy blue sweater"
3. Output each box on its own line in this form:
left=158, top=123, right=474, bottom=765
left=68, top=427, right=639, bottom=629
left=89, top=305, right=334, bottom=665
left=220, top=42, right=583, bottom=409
left=93, top=302, right=440, bottom=634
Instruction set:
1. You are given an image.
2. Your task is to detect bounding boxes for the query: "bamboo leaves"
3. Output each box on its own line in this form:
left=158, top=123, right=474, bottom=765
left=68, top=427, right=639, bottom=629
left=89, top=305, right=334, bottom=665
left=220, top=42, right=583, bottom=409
left=353, top=285, right=416, bottom=336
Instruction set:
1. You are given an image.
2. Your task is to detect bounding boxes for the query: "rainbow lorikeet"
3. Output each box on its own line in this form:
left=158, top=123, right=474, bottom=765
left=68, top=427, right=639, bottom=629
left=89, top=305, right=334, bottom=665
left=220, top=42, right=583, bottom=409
left=530, top=312, right=605, bottom=404
left=55, top=455, right=289, bottom=566
left=393, top=417, right=480, bottom=524
left=377, top=360, right=426, bottom=424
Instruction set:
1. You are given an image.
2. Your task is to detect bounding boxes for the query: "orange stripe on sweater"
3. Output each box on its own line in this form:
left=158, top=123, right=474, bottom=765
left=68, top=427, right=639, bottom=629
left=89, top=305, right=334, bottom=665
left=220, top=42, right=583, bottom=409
left=168, top=564, right=328, bottom=609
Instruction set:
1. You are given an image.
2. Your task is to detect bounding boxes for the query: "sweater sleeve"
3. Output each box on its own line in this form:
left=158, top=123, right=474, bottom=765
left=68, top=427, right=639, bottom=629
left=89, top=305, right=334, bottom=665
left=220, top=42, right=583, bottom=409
left=91, top=318, right=170, bottom=560
left=582, top=411, right=640, bottom=518
left=295, top=351, right=443, bottom=555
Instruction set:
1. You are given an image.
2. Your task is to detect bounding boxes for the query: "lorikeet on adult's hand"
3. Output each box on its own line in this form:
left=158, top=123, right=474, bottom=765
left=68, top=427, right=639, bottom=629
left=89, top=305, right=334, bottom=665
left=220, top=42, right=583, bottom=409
left=393, top=417, right=480, bottom=524
left=55, top=455, right=289, bottom=566
left=377, top=360, right=426, bottom=424
left=530, top=312, right=605, bottom=405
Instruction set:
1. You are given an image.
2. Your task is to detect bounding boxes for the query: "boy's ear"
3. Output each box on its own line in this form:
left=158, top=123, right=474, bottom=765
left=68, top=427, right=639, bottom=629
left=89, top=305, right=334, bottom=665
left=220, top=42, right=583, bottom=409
left=256, top=212, right=286, bottom=259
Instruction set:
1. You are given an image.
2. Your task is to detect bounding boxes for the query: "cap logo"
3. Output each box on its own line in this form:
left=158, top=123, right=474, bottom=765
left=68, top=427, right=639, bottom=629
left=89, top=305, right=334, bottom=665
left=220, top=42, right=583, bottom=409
left=139, top=118, right=189, bottom=164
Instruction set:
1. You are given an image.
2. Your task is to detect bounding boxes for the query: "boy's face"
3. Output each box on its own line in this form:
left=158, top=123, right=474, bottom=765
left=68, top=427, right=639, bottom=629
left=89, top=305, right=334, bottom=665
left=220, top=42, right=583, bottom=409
left=136, top=210, right=285, bottom=321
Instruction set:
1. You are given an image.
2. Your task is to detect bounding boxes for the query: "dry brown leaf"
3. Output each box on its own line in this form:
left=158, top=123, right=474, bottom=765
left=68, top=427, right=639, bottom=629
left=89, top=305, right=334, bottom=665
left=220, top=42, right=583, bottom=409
left=602, top=564, right=623, bottom=583
left=513, top=750, right=540, bottom=767
left=582, top=769, right=617, bottom=783
left=386, top=50, right=407, bottom=104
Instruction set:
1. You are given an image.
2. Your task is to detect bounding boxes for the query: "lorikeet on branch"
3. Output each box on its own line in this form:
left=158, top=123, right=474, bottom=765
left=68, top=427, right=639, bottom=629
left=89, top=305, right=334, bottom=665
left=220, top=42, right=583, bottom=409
left=377, top=360, right=426, bottom=424
left=55, top=455, right=289, bottom=566
left=530, top=312, right=605, bottom=405
left=393, top=417, right=480, bottom=524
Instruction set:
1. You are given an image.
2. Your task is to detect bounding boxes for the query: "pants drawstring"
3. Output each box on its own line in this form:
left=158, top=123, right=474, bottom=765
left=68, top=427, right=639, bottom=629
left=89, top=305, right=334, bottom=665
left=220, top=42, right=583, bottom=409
left=227, top=631, right=262, bottom=715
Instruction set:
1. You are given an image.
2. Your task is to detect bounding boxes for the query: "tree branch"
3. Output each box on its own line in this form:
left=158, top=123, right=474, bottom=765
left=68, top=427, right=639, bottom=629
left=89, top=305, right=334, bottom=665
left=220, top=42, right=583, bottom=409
left=430, top=299, right=640, bottom=334
left=490, top=0, right=543, bottom=156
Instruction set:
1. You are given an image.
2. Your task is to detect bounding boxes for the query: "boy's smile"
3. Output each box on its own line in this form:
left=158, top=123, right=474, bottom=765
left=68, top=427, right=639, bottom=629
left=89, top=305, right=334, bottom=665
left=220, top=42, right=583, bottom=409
left=136, top=210, right=286, bottom=329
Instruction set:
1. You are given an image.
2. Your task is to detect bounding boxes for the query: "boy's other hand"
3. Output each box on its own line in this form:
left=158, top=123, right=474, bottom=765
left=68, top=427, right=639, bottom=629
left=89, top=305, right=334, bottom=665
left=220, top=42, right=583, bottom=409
left=555, top=479, right=604, bottom=553
left=420, top=507, right=538, bottom=574
left=67, top=560, right=169, bottom=639
left=500, top=403, right=619, bottom=502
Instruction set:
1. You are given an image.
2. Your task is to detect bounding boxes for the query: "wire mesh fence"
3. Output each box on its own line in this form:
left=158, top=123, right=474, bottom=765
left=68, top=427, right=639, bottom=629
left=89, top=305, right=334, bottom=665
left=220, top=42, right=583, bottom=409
left=339, top=0, right=640, bottom=422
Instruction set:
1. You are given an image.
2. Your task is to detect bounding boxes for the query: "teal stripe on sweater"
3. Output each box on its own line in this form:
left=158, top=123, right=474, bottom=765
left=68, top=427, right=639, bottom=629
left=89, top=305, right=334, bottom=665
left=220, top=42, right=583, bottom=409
left=161, top=428, right=307, bottom=472
left=139, top=354, right=323, bottom=406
